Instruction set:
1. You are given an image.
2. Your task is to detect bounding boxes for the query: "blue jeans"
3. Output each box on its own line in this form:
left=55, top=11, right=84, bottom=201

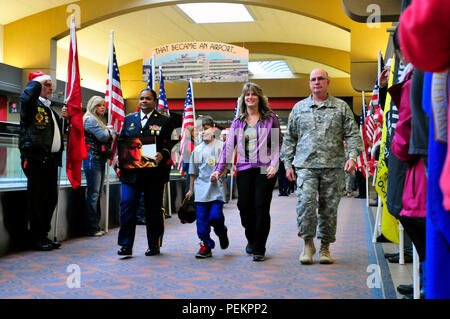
left=83, top=153, right=106, bottom=235
left=196, top=200, right=227, bottom=249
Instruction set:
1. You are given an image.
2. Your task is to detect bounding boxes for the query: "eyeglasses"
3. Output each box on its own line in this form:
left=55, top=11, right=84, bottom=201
left=129, top=143, right=142, bottom=150
left=309, top=77, right=328, bottom=82
left=43, top=83, right=53, bottom=88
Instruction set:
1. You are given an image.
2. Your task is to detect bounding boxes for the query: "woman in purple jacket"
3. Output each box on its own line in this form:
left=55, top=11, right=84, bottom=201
left=211, top=82, right=282, bottom=261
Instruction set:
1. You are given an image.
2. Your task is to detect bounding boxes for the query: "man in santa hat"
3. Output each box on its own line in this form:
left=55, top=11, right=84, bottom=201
left=19, top=71, right=68, bottom=251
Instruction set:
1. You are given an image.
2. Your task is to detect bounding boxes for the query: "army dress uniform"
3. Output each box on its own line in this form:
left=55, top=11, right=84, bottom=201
left=280, top=94, right=361, bottom=243
left=117, top=109, right=175, bottom=252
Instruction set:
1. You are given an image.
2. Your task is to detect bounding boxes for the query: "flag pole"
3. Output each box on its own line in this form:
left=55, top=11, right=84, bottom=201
left=161, top=65, right=172, bottom=217
left=372, top=50, right=382, bottom=185
left=412, top=244, right=420, bottom=298
left=104, top=29, right=114, bottom=233
left=377, top=50, right=382, bottom=79
left=229, top=149, right=236, bottom=202
left=399, top=221, right=405, bottom=264
left=228, top=97, right=240, bottom=203
left=151, top=52, right=156, bottom=91
left=190, top=78, right=196, bottom=120
left=362, top=91, right=369, bottom=207
left=372, top=194, right=383, bottom=243
left=53, top=14, right=76, bottom=242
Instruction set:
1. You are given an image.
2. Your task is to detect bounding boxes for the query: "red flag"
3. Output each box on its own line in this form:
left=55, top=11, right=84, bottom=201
left=65, top=17, right=87, bottom=189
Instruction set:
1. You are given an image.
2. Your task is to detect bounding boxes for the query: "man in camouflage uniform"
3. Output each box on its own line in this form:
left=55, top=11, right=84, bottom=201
left=280, top=69, right=361, bottom=264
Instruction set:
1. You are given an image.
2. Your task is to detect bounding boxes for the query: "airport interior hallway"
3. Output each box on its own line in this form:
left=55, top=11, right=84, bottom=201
left=0, top=191, right=396, bottom=299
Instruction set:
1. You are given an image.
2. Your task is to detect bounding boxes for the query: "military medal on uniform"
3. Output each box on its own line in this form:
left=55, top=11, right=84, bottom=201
left=35, top=107, right=48, bottom=127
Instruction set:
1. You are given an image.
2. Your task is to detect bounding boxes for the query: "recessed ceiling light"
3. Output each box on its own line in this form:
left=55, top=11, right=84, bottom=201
left=177, top=3, right=254, bottom=24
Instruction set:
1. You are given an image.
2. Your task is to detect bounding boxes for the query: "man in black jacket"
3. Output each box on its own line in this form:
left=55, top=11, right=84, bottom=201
left=117, top=89, right=176, bottom=256
left=19, top=71, right=68, bottom=251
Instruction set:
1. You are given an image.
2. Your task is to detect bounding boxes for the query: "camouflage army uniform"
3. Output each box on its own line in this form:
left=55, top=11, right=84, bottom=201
left=280, top=94, right=361, bottom=243
left=344, top=147, right=356, bottom=194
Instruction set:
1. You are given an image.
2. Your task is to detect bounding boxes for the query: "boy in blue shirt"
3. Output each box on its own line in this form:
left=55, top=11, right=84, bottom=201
left=187, top=116, right=229, bottom=258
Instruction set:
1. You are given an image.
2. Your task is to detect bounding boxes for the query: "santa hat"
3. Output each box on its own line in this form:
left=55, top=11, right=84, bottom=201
left=28, top=71, right=52, bottom=83
left=220, top=128, right=229, bottom=136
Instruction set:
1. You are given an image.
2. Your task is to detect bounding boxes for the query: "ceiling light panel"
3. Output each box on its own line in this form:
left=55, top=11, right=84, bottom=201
left=249, top=61, right=293, bottom=74
left=177, top=3, right=254, bottom=24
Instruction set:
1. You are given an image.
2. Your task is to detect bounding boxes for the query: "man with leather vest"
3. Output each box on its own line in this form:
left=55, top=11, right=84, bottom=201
left=19, top=71, right=68, bottom=251
left=117, top=88, right=176, bottom=257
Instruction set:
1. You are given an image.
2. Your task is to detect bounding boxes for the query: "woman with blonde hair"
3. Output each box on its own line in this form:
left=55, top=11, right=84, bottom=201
left=83, top=96, right=116, bottom=236
left=211, top=82, right=282, bottom=261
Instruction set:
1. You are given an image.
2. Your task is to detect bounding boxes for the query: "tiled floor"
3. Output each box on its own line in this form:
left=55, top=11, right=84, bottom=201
left=1, top=176, right=422, bottom=300
left=0, top=190, right=392, bottom=299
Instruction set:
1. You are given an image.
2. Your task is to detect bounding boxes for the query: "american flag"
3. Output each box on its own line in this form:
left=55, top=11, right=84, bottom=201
left=365, top=105, right=375, bottom=145
left=370, top=78, right=379, bottom=110
left=365, top=79, right=379, bottom=144
left=158, top=67, right=170, bottom=115
left=356, top=104, right=370, bottom=178
left=105, top=44, right=125, bottom=165
left=177, top=80, right=195, bottom=174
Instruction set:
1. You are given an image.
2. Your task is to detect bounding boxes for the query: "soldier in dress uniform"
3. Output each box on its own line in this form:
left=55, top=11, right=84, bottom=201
left=280, top=69, right=362, bottom=265
left=117, top=89, right=176, bottom=256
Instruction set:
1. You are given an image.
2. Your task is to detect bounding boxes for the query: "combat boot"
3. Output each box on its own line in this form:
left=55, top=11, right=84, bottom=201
left=299, top=238, right=316, bottom=264
left=319, top=241, right=334, bottom=264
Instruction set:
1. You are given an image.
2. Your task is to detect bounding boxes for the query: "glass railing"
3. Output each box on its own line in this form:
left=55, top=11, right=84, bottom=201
left=0, top=121, right=186, bottom=191
left=0, top=121, right=120, bottom=191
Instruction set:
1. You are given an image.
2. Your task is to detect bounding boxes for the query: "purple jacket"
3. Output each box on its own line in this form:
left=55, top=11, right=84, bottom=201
left=390, top=68, right=415, bottom=162
left=390, top=67, right=427, bottom=218
left=215, top=112, right=282, bottom=173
